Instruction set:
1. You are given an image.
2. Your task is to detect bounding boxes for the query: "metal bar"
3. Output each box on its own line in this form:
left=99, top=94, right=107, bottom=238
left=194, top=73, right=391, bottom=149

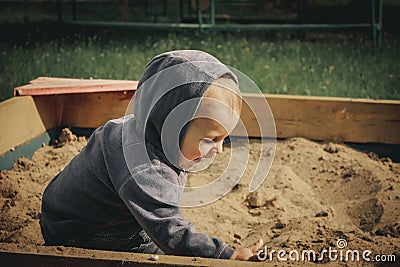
left=213, top=23, right=372, bottom=31
left=210, top=0, right=215, bottom=27
left=372, top=0, right=384, bottom=47
left=378, top=0, right=384, bottom=47
left=196, top=0, right=204, bottom=32
left=372, top=0, right=377, bottom=45
left=65, top=20, right=202, bottom=30
left=63, top=20, right=371, bottom=31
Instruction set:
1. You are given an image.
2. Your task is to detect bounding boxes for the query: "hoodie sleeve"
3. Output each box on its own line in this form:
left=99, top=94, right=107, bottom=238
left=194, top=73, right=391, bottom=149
left=118, top=165, right=234, bottom=259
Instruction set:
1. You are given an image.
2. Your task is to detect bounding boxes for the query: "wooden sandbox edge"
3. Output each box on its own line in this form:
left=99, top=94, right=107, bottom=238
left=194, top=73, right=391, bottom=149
left=1, top=77, right=399, bottom=165
left=0, top=244, right=263, bottom=267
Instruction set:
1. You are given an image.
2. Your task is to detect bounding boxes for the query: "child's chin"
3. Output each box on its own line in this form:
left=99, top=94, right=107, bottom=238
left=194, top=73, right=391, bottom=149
left=192, top=157, right=202, bottom=163
left=179, top=160, right=195, bottom=170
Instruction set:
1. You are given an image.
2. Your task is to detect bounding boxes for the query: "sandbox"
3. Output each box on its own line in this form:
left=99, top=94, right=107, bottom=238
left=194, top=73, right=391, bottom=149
left=0, top=77, right=399, bottom=266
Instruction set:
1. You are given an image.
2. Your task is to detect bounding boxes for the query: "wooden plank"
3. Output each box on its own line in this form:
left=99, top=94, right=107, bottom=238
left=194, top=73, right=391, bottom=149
left=28, top=77, right=84, bottom=85
left=3, top=78, right=399, bottom=158
left=236, top=94, right=400, bottom=144
left=32, top=95, right=61, bottom=128
left=33, top=91, right=399, bottom=144
left=0, top=245, right=261, bottom=267
left=55, top=91, right=135, bottom=128
left=14, top=77, right=138, bottom=96
left=0, top=96, right=57, bottom=155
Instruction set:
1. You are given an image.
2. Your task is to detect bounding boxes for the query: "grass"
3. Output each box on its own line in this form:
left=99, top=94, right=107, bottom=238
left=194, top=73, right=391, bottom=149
left=0, top=30, right=399, bottom=102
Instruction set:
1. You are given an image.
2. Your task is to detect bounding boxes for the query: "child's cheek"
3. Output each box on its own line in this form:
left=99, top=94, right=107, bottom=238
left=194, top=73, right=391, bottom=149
left=199, top=141, right=215, bottom=158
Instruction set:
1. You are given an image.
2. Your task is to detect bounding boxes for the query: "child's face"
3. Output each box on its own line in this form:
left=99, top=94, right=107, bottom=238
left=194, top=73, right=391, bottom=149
left=179, top=117, right=229, bottom=170
left=178, top=79, right=241, bottom=170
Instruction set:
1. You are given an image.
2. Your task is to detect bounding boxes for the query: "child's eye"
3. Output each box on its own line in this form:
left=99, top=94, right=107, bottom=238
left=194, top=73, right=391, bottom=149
left=202, top=138, right=214, bottom=144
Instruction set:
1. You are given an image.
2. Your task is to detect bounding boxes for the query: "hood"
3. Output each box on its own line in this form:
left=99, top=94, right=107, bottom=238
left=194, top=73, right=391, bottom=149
left=132, top=50, right=237, bottom=169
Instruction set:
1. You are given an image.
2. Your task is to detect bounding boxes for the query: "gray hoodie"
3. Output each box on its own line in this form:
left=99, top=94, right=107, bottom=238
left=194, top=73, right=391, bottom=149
left=41, top=50, right=237, bottom=259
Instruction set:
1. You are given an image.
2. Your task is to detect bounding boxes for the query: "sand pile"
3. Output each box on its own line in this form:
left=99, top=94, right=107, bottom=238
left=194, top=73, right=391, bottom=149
left=0, top=131, right=399, bottom=266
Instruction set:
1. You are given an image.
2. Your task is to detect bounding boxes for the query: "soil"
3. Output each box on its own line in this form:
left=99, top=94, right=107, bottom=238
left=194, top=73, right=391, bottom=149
left=0, top=129, right=399, bottom=266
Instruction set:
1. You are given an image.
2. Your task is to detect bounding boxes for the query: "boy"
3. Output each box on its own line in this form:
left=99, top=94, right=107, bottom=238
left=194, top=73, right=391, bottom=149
left=40, top=50, right=263, bottom=261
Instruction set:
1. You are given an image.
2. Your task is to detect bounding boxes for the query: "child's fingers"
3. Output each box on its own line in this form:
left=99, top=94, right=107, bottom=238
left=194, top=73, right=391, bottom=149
left=249, top=238, right=264, bottom=253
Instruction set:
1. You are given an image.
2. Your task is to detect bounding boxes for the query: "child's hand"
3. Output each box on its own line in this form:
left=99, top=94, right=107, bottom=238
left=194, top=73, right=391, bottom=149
left=230, top=239, right=264, bottom=261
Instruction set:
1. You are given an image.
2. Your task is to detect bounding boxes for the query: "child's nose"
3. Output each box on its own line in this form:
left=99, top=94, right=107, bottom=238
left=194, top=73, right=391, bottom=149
left=215, top=141, right=223, bottom=154
left=200, top=140, right=224, bottom=158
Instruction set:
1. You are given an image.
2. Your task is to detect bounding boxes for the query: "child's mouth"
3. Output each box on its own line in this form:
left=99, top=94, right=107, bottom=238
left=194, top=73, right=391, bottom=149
left=193, top=157, right=202, bottom=163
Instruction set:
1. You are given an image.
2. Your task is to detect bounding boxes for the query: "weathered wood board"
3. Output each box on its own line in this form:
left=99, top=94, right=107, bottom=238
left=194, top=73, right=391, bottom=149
left=2, top=77, right=399, bottom=159
left=0, top=245, right=261, bottom=267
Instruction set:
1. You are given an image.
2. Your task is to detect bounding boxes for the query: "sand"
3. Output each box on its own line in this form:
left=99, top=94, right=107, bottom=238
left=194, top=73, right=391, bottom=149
left=0, top=130, right=399, bottom=266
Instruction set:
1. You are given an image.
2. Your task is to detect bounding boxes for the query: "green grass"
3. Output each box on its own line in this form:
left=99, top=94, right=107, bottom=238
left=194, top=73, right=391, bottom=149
left=1, top=30, right=399, bottom=102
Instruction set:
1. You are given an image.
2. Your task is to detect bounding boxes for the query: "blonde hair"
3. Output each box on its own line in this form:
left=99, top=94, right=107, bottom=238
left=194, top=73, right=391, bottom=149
left=201, top=77, right=242, bottom=116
